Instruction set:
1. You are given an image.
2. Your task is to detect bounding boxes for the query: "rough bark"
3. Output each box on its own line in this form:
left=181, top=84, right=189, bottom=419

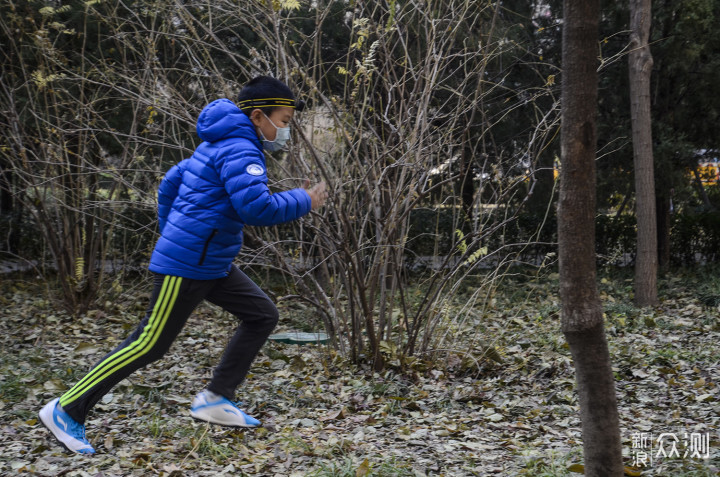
left=629, top=0, right=658, bottom=306
left=559, top=1, right=623, bottom=475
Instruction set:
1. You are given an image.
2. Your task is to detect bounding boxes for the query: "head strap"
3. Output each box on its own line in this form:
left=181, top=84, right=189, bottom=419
left=238, top=97, right=296, bottom=109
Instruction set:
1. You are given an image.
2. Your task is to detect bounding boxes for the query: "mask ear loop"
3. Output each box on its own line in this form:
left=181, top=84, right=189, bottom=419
left=261, top=110, right=280, bottom=131
left=255, top=110, right=276, bottom=144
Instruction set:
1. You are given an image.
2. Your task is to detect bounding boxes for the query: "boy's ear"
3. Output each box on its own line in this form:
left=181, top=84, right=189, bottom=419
left=249, top=108, right=263, bottom=125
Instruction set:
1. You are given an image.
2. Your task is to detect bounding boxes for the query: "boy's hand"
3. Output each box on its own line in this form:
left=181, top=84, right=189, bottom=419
left=305, top=180, right=328, bottom=210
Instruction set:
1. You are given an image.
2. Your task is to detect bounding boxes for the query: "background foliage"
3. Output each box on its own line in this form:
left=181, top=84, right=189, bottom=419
left=1, top=0, right=719, bottom=369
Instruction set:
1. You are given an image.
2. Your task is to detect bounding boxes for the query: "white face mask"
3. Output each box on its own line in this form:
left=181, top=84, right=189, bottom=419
left=261, top=112, right=291, bottom=152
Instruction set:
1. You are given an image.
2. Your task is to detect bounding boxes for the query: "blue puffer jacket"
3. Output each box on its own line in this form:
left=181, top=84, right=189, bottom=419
left=149, top=99, right=312, bottom=279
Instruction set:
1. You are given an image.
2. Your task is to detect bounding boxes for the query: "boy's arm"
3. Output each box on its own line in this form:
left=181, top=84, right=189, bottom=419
left=220, top=152, right=312, bottom=226
left=157, top=160, right=187, bottom=232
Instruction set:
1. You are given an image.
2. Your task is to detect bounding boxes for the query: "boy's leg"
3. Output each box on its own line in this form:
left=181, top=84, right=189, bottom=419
left=59, top=274, right=210, bottom=424
left=203, top=265, right=279, bottom=400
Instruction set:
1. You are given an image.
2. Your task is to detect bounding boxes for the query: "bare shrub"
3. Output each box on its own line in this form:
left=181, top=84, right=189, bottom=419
left=0, top=1, right=557, bottom=369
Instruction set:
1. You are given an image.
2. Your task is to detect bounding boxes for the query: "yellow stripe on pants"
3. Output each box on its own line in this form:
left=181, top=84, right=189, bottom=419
left=59, top=276, right=182, bottom=408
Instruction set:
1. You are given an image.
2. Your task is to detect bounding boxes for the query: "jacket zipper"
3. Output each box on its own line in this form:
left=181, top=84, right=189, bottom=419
left=198, top=229, right=218, bottom=266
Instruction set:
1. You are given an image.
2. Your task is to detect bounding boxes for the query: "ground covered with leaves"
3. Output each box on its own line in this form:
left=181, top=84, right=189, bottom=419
left=1, top=268, right=718, bottom=476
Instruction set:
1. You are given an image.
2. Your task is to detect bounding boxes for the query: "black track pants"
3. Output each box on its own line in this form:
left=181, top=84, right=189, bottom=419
left=59, top=265, right=278, bottom=424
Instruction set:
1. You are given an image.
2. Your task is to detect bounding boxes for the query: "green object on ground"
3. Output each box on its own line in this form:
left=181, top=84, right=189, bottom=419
left=268, top=332, right=330, bottom=345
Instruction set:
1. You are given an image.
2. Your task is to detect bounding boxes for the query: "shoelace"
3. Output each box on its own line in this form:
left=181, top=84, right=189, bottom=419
left=67, top=417, right=88, bottom=441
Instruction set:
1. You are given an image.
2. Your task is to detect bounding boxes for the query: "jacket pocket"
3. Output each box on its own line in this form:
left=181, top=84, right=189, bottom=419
left=198, top=229, right=218, bottom=266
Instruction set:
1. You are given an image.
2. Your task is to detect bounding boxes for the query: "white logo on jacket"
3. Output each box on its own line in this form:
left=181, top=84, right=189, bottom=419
left=246, top=164, right=265, bottom=176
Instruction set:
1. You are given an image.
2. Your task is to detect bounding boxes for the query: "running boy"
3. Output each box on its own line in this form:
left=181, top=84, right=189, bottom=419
left=39, top=76, right=328, bottom=455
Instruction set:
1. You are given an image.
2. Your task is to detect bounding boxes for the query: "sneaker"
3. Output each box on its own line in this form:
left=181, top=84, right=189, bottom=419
left=39, top=398, right=95, bottom=455
left=190, top=390, right=261, bottom=427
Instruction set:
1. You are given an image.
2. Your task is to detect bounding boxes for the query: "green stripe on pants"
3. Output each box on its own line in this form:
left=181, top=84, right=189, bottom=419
left=59, top=276, right=182, bottom=407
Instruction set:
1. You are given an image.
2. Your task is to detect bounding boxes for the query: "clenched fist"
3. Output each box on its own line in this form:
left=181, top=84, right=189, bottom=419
left=304, top=180, right=328, bottom=210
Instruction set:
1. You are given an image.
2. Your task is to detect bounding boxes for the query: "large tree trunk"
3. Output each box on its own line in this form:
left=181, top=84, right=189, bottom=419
left=629, top=0, right=658, bottom=306
left=559, top=1, right=623, bottom=475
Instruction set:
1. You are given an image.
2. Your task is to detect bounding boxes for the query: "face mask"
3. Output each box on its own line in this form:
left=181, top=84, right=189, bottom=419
left=260, top=112, right=291, bottom=152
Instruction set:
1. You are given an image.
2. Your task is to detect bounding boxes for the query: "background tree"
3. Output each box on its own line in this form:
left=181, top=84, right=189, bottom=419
left=651, top=0, right=720, bottom=268
left=559, top=0, right=623, bottom=474
left=594, top=0, right=720, bottom=268
left=629, top=0, right=658, bottom=306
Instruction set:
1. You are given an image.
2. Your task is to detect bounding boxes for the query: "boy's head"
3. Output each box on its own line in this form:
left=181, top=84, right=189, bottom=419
left=238, top=76, right=304, bottom=145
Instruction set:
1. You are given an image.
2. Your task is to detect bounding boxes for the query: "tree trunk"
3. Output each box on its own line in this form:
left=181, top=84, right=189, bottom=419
left=629, top=0, right=658, bottom=306
left=691, top=162, right=714, bottom=210
left=559, top=1, right=623, bottom=475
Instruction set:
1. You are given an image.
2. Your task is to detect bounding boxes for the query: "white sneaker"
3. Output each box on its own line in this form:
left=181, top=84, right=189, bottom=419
left=39, top=398, right=95, bottom=455
left=189, top=390, right=261, bottom=427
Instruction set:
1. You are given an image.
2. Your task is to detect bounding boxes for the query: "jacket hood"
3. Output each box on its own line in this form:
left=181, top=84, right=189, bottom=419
left=196, top=99, right=261, bottom=146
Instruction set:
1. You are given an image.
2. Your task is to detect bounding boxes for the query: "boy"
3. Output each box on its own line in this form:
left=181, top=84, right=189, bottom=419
left=39, top=76, right=328, bottom=455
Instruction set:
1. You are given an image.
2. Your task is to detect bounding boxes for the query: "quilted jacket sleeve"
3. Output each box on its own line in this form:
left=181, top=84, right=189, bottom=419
left=157, top=159, right=187, bottom=232
left=219, top=151, right=312, bottom=227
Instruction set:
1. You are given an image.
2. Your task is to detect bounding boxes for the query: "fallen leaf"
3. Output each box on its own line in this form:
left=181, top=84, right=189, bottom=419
left=356, top=458, right=370, bottom=477
left=43, top=379, right=66, bottom=392
left=624, top=466, right=643, bottom=476
left=74, top=342, right=99, bottom=355
left=163, top=463, right=184, bottom=476
left=320, top=407, right=348, bottom=422
left=632, top=369, right=649, bottom=378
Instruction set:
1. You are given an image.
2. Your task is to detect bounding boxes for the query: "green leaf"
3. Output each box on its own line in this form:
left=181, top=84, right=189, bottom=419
left=567, top=463, right=585, bottom=473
